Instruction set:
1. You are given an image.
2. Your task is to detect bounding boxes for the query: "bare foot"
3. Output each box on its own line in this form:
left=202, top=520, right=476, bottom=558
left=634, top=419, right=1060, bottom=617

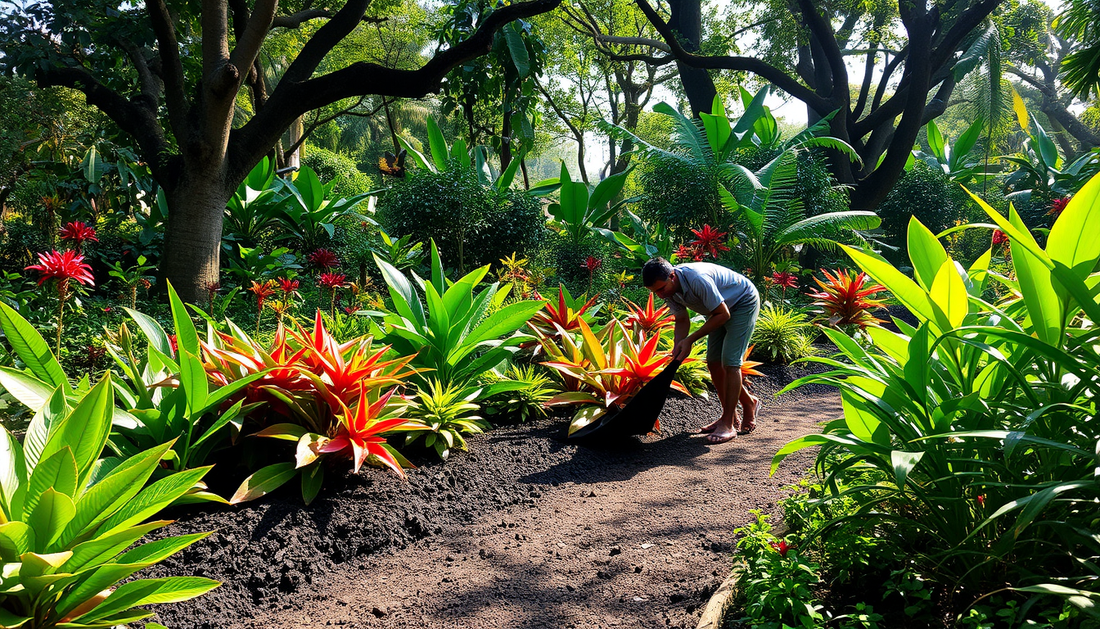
left=705, top=426, right=737, bottom=444
left=696, top=418, right=722, bottom=434
left=740, top=395, right=759, bottom=433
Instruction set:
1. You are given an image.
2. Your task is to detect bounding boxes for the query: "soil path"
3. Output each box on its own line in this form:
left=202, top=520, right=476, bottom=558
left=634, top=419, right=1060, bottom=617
left=151, top=370, right=838, bottom=629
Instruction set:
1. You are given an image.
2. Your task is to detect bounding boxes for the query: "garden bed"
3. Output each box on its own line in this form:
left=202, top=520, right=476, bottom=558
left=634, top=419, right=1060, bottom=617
left=147, top=365, right=838, bottom=629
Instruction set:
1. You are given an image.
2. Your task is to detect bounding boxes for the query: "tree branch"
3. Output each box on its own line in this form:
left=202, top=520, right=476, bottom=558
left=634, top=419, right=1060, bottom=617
left=229, top=0, right=277, bottom=74
left=271, top=9, right=387, bottom=28
left=147, top=0, right=190, bottom=143
left=232, top=0, right=563, bottom=182
left=633, top=0, right=829, bottom=111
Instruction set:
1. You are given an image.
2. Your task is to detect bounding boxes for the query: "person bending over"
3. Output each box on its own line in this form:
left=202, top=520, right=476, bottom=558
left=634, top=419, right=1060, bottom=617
left=642, top=257, right=761, bottom=444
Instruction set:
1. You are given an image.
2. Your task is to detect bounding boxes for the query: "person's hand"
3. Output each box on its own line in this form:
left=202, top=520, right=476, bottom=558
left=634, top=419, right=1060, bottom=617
left=672, top=338, right=693, bottom=361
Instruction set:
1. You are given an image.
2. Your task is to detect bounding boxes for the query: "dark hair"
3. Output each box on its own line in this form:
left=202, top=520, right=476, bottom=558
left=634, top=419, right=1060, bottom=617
left=642, top=257, right=674, bottom=287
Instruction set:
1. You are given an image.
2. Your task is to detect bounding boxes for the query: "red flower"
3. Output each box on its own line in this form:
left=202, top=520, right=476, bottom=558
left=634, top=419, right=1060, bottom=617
left=689, top=225, right=730, bottom=259
left=976, top=494, right=986, bottom=507
left=102, top=306, right=112, bottom=313
left=769, top=540, right=794, bottom=557
left=1048, top=196, right=1070, bottom=217
left=992, top=229, right=1009, bottom=247
left=247, top=279, right=277, bottom=308
left=167, top=334, right=178, bottom=355
left=319, top=273, right=349, bottom=289
left=59, top=221, right=98, bottom=245
left=308, top=248, right=340, bottom=270
left=277, top=277, right=300, bottom=298
left=772, top=271, right=798, bottom=290
left=205, top=281, right=221, bottom=293
left=580, top=256, right=602, bottom=273
left=26, top=250, right=95, bottom=287
left=675, top=243, right=704, bottom=262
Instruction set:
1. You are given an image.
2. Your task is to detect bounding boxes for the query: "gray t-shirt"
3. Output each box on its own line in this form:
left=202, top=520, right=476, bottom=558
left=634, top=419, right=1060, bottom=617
left=664, top=263, right=757, bottom=316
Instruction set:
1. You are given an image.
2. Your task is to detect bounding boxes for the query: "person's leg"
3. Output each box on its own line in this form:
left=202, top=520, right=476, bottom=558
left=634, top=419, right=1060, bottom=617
left=706, top=364, right=740, bottom=443
left=729, top=293, right=762, bottom=433
left=699, top=326, right=730, bottom=434
left=698, top=360, right=727, bottom=433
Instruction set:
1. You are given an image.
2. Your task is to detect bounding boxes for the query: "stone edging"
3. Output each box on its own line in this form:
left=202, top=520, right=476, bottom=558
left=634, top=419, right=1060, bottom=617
left=696, top=560, right=746, bottom=629
left=697, top=523, right=788, bottom=629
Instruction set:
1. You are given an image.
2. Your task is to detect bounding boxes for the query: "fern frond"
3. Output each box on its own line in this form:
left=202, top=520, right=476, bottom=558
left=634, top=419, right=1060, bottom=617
left=653, top=102, right=715, bottom=168
left=772, top=211, right=881, bottom=247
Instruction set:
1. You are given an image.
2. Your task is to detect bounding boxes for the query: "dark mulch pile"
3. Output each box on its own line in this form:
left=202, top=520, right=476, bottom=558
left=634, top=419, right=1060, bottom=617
left=147, top=361, right=834, bottom=629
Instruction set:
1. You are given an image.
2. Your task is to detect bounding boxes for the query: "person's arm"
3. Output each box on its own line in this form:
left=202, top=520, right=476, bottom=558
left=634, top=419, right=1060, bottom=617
left=672, top=311, right=690, bottom=346
left=672, top=302, right=730, bottom=361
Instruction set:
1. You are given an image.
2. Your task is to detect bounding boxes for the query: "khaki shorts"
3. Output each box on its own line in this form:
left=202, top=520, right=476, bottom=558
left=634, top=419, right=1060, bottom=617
left=706, top=292, right=760, bottom=367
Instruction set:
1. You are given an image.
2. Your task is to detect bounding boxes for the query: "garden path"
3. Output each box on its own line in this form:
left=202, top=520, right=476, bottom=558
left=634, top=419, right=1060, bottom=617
left=221, top=378, right=839, bottom=629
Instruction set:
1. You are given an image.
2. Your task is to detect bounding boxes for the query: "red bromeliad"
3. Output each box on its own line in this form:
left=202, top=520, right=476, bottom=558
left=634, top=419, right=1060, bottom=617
left=319, top=272, right=348, bottom=318
left=307, top=248, right=340, bottom=270
left=291, top=310, right=418, bottom=409
left=623, top=292, right=673, bottom=338
left=313, top=387, right=409, bottom=475
left=807, top=269, right=886, bottom=330
left=689, top=225, right=730, bottom=259
left=1048, top=196, right=1070, bottom=217
left=992, top=229, right=1009, bottom=248
left=59, top=221, right=98, bottom=251
left=278, top=277, right=300, bottom=301
left=529, top=285, right=599, bottom=339
left=26, top=249, right=95, bottom=353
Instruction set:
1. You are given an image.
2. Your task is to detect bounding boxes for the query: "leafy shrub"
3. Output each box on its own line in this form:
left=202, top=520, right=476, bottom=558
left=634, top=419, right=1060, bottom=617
left=876, top=162, right=970, bottom=260
left=378, top=167, right=546, bottom=271
left=637, top=152, right=725, bottom=237
left=773, top=176, right=1100, bottom=620
left=751, top=304, right=817, bottom=363
left=402, top=379, right=489, bottom=460
left=733, top=511, right=825, bottom=627
left=302, top=147, right=376, bottom=198
left=0, top=374, right=219, bottom=627
left=481, top=365, right=555, bottom=423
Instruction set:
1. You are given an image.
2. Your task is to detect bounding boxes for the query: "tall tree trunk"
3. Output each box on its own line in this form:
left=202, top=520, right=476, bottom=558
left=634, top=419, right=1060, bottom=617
left=162, top=175, right=230, bottom=303
left=667, top=0, right=715, bottom=116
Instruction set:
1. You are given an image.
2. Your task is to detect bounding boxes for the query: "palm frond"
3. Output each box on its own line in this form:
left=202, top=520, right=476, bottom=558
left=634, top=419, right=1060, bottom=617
left=794, top=137, right=865, bottom=168
left=754, top=150, right=803, bottom=234
left=653, top=102, right=715, bottom=168
left=772, top=210, right=881, bottom=247
left=596, top=119, right=694, bottom=167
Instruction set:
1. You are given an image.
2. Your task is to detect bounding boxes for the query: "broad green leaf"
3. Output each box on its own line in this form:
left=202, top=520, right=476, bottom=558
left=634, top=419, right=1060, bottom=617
left=374, top=254, right=425, bottom=327
left=25, top=448, right=78, bottom=520
left=23, top=386, right=67, bottom=472
left=588, top=166, right=631, bottom=216
left=926, top=121, right=945, bottom=162
left=0, top=427, right=26, bottom=517
left=567, top=405, right=607, bottom=435
left=61, top=521, right=168, bottom=573
left=0, top=610, right=30, bottom=627
left=167, top=282, right=199, bottom=356
left=301, top=465, right=324, bottom=506
left=929, top=260, right=968, bottom=328
left=230, top=463, right=297, bottom=504
left=118, top=532, right=211, bottom=565
left=452, top=300, right=544, bottom=363
left=449, top=138, right=470, bottom=170
left=841, top=245, right=938, bottom=323
left=26, top=489, right=76, bottom=551
left=76, top=576, right=220, bottom=623
left=840, top=390, right=889, bottom=446
left=396, top=135, right=433, bottom=173
left=253, top=423, right=309, bottom=442
left=0, top=367, right=53, bottom=412
left=60, top=443, right=173, bottom=547
left=178, top=350, right=208, bottom=418
left=96, top=467, right=210, bottom=536
left=427, top=117, right=449, bottom=171
left=1008, top=206, right=1063, bottom=344
left=890, top=450, right=924, bottom=490
left=503, top=23, right=531, bottom=77
left=1012, top=87, right=1028, bottom=130
left=122, top=308, right=172, bottom=357
left=0, top=521, right=35, bottom=558
left=0, top=302, right=69, bottom=393
left=39, top=375, right=113, bottom=488
left=1047, top=171, right=1100, bottom=282
left=967, top=248, right=993, bottom=297
left=907, top=217, right=950, bottom=291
